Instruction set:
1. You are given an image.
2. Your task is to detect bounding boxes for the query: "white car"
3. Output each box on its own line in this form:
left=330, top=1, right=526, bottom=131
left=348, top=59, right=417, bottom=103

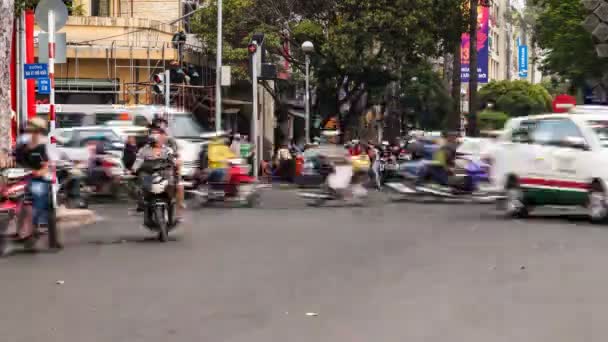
left=493, top=113, right=608, bottom=221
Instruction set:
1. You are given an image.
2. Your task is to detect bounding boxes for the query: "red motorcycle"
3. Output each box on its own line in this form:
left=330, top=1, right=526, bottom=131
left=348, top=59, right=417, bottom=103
left=190, top=159, right=260, bottom=207
left=0, top=168, right=29, bottom=223
left=0, top=168, right=31, bottom=252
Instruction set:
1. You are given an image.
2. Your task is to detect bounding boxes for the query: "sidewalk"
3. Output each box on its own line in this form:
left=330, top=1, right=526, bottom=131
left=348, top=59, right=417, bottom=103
left=5, top=206, right=98, bottom=235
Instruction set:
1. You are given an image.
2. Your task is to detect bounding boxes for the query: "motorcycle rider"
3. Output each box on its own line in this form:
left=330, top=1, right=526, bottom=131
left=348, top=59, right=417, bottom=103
left=366, top=141, right=381, bottom=189
left=149, top=115, right=185, bottom=211
left=207, top=136, right=236, bottom=184
left=416, top=131, right=459, bottom=188
left=132, top=125, right=178, bottom=227
left=14, top=117, right=62, bottom=249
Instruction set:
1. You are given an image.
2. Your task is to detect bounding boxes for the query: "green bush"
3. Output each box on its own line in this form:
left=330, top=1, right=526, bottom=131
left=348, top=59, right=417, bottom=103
left=479, top=80, right=552, bottom=117
left=478, top=111, right=510, bottom=130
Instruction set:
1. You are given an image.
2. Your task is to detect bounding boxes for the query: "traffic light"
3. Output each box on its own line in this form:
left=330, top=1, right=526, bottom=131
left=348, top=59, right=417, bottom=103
left=248, top=43, right=258, bottom=54
left=152, top=73, right=164, bottom=94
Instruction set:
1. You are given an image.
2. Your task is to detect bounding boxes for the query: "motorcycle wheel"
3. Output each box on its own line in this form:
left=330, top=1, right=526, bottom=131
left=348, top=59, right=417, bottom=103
left=155, top=205, right=169, bottom=243
left=246, top=191, right=261, bottom=208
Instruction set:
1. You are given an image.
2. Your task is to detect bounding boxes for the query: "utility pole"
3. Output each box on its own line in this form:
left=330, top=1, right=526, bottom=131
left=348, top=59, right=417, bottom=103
left=215, top=0, right=223, bottom=132
left=164, top=69, right=170, bottom=114
left=250, top=42, right=259, bottom=179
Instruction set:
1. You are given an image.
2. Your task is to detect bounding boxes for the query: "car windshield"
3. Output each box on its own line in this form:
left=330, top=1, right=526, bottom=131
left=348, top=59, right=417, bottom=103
left=74, top=130, right=121, bottom=146
left=588, top=120, right=608, bottom=147
left=168, top=115, right=208, bottom=139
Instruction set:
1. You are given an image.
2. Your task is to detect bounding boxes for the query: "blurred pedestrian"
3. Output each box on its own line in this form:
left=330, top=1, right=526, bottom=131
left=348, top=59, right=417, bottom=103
left=122, top=135, right=138, bottom=171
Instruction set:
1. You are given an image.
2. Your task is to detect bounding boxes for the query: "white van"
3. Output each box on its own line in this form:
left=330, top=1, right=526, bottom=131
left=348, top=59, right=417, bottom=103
left=493, top=112, right=608, bottom=222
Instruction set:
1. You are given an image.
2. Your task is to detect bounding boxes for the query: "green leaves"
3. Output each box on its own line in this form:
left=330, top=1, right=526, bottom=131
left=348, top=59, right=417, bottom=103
left=531, top=0, right=608, bottom=87
left=479, top=80, right=552, bottom=117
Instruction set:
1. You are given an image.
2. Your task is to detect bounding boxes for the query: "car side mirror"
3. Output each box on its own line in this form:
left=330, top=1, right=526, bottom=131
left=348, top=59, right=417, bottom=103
left=562, top=136, right=589, bottom=150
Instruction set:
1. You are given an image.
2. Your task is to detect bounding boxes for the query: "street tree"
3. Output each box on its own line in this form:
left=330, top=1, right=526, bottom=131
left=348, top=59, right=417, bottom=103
left=530, top=0, right=608, bottom=88
left=192, top=0, right=454, bottom=137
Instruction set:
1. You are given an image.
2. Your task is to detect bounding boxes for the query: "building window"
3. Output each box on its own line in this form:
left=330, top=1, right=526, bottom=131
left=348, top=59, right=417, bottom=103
left=91, top=0, right=109, bottom=16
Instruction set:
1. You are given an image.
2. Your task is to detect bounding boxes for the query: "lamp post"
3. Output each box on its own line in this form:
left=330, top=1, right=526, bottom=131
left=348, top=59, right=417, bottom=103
left=302, top=41, right=314, bottom=144
left=215, top=0, right=223, bottom=133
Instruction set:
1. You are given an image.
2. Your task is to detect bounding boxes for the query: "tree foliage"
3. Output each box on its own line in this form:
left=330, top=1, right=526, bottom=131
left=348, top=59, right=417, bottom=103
left=530, top=0, right=608, bottom=87
left=191, top=0, right=466, bottom=130
left=478, top=110, right=509, bottom=130
left=479, top=80, right=552, bottom=117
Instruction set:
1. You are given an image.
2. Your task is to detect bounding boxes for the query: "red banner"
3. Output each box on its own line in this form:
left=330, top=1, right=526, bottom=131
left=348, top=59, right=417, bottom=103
left=26, top=10, right=35, bottom=120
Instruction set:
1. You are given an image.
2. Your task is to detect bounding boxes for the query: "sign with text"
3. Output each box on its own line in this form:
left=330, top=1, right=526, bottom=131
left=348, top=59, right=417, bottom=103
left=461, top=6, right=490, bottom=83
left=37, top=78, right=51, bottom=94
left=518, top=45, right=528, bottom=78
left=24, top=63, right=48, bottom=79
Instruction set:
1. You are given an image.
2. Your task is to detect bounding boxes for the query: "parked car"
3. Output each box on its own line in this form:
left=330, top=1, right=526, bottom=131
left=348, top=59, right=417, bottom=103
left=51, top=127, right=126, bottom=162
left=493, top=113, right=608, bottom=222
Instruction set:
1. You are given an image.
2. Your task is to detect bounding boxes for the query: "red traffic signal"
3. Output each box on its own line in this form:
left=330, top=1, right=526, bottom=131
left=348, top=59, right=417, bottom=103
left=248, top=43, right=257, bottom=54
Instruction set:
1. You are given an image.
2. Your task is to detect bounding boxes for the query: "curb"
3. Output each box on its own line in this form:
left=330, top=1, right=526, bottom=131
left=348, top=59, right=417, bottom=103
left=56, top=207, right=99, bottom=230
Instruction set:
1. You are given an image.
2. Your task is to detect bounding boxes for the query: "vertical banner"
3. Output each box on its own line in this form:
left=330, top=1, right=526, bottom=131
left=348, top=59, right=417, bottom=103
left=461, top=6, right=490, bottom=83
left=518, top=45, right=528, bottom=78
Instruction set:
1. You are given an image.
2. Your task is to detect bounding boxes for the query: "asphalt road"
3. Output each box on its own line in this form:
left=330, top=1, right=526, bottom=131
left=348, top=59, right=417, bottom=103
left=2, top=189, right=608, bottom=342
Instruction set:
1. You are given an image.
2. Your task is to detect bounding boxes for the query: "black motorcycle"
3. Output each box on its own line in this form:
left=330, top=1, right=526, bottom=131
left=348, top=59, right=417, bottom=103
left=139, top=159, right=177, bottom=242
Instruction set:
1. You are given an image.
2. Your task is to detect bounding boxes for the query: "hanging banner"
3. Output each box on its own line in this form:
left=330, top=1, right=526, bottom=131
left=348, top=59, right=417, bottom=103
left=461, top=6, right=490, bottom=83
left=518, top=45, right=528, bottom=78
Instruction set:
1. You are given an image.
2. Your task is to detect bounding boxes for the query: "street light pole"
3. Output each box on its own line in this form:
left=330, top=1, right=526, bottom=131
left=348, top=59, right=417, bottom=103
left=215, top=0, right=223, bottom=133
left=301, top=41, right=314, bottom=144
left=304, top=54, right=310, bottom=144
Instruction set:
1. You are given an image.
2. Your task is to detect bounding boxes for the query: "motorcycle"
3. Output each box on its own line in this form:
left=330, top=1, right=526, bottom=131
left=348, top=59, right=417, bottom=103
left=140, top=159, right=178, bottom=242
left=379, top=152, right=401, bottom=184
left=385, top=157, right=501, bottom=203
left=299, top=161, right=369, bottom=206
left=0, top=168, right=61, bottom=254
left=0, top=168, right=29, bottom=232
left=82, top=155, right=131, bottom=199
left=189, top=159, right=261, bottom=207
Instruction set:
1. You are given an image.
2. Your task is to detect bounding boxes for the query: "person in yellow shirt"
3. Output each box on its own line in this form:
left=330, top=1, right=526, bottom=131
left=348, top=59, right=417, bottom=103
left=207, top=137, right=237, bottom=183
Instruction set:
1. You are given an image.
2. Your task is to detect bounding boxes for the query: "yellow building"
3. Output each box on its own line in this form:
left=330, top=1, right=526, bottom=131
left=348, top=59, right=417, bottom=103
left=34, top=0, right=209, bottom=104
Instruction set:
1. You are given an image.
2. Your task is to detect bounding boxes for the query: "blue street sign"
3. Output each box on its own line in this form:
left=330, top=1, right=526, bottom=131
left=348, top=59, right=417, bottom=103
left=24, top=63, right=48, bottom=79
left=38, top=78, right=50, bottom=94
left=518, top=45, right=528, bottom=78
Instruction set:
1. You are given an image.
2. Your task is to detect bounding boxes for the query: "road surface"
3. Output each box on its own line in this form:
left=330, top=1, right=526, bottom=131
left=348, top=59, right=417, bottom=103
left=1, top=189, right=608, bottom=342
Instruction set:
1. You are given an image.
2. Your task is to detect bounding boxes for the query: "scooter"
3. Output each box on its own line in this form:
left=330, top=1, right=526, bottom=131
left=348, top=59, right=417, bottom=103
left=189, top=159, right=261, bottom=207
left=140, top=159, right=179, bottom=242
left=0, top=169, right=61, bottom=254
left=299, top=164, right=369, bottom=206
left=0, top=168, right=29, bottom=232
left=385, top=158, right=501, bottom=203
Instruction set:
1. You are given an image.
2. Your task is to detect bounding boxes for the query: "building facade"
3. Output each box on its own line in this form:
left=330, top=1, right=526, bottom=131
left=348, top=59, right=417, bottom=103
left=34, top=0, right=209, bottom=105
left=487, top=0, right=542, bottom=83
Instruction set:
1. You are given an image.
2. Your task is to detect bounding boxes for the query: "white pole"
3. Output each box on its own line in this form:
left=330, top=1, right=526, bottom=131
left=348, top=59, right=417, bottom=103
left=215, top=0, right=223, bottom=132
left=48, top=9, right=57, bottom=207
left=251, top=46, right=258, bottom=179
left=15, top=13, right=22, bottom=133
left=164, top=69, right=170, bottom=114
left=305, top=54, right=311, bottom=144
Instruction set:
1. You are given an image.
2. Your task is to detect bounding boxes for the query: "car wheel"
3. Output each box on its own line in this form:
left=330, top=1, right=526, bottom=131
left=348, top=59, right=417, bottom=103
left=588, top=184, right=608, bottom=223
left=504, top=181, right=528, bottom=218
